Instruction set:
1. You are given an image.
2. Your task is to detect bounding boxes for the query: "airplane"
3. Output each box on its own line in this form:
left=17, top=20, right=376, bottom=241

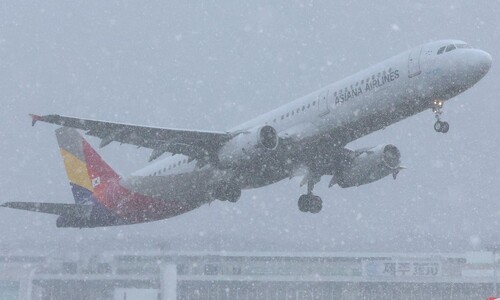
left=1, top=39, right=492, bottom=228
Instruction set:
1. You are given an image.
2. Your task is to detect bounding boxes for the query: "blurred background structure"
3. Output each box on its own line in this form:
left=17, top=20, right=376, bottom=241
left=2, top=0, right=500, bottom=255
left=0, top=249, right=499, bottom=300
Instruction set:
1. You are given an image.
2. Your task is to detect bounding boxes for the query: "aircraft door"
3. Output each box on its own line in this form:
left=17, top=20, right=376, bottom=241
left=318, top=90, right=330, bottom=116
left=408, top=47, right=422, bottom=78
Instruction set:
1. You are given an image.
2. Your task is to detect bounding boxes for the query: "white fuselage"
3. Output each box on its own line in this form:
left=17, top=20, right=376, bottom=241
left=122, top=39, right=491, bottom=206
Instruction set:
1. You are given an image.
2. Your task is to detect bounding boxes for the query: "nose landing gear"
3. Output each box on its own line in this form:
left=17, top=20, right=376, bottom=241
left=434, top=120, right=449, bottom=133
left=433, top=100, right=449, bottom=133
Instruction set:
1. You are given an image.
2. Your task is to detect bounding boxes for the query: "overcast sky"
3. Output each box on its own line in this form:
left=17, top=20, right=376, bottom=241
left=1, top=1, right=500, bottom=254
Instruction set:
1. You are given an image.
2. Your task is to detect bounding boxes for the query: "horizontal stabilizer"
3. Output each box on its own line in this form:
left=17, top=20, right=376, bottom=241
left=1, top=202, right=92, bottom=217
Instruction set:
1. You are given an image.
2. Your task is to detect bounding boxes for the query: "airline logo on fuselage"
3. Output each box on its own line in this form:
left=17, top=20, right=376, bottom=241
left=335, top=69, right=400, bottom=105
left=92, top=177, right=101, bottom=188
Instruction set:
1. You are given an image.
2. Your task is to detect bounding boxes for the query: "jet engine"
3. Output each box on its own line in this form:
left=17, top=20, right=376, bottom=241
left=336, top=144, right=401, bottom=188
left=218, top=125, right=279, bottom=167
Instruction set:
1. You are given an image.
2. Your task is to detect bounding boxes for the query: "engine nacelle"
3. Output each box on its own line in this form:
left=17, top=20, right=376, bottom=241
left=218, top=125, right=278, bottom=167
left=337, top=144, right=401, bottom=188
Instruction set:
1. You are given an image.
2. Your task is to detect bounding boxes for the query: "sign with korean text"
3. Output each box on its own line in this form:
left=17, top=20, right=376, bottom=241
left=362, top=260, right=441, bottom=277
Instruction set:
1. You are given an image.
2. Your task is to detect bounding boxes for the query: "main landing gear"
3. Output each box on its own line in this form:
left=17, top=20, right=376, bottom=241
left=298, top=180, right=322, bottom=214
left=432, top=99, right=449, bottom=133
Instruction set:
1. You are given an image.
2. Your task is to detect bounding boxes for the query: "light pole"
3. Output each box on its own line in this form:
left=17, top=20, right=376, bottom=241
left=487, top=245, right=500, bottom=296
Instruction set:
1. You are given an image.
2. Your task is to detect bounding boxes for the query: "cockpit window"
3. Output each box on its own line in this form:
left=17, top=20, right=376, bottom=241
left=456, top=43, right=472, bottom=49
left=445, top=44, right=456, bottom=52
left=438, top=44, right=471, bottom=55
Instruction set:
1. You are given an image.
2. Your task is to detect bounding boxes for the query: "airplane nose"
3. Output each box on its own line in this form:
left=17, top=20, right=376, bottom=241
left=444, top=49, right=492, bottom=90
left=476, top=50, right=492, bottom=77
left=464, top=49, right=492, bottom=84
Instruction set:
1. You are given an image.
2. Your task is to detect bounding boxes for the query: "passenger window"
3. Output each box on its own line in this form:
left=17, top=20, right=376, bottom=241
left=273, top=118, right=276, bottom=123
left=445, top=44, right=456, bottom=52
left=302, top=106, right=305, bottom=111
left=281, top=115, right=284, bottom=120
left=312, top=101, right=316, bottom=105
left=307, top=104, right=310, bottom=108
left=437, top=46, right=445, bottom=54
left=291, top=111, right=294, bottom=116
left=296, top=108, right=300, bottom=113
left=286, top=113, right=289, bottom=117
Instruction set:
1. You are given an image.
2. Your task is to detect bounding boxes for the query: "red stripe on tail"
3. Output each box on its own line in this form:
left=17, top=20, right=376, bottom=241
left=82, top=137, right=199, bottom=222
left=82, top=140, right=120, bottom=209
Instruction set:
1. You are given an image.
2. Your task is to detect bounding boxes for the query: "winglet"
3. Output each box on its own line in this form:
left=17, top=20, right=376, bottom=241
left=29, top=114, right=42, bottom=127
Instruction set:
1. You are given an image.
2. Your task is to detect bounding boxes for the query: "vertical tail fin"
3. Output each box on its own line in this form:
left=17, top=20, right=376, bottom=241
left=55, top=127, right=119, bottom=204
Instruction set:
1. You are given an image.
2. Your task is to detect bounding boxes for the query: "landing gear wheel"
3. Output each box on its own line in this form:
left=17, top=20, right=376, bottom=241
left=298, top=194, right=309, bottom=212
left=441, top=121, right=449, bottom=133
left=309, top=196, right=322, bottom=214
left=434, top=121, right=444, bottom=132
left=434, top=121, right=450, bottom=133
left=297, top=194, right=323, bottom=213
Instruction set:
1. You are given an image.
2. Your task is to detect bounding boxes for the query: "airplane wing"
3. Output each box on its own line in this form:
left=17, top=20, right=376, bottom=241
left=30, top=114, right=233, bottom=161
left=1, top=202, right=92, bottom=217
